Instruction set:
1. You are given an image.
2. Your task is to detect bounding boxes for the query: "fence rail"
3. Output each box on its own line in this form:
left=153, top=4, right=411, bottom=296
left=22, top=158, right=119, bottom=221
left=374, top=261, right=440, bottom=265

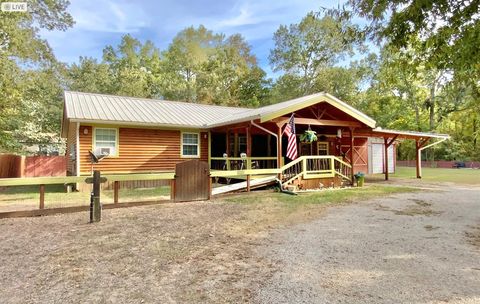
left=0, top=156, right=353, bottom=217
left=210, top=156, right=279, bottom=171
left=210, top=155, right=352, bottom=188
left=0, top=173, right=175, bottom=214
left=397, top=160, right=480, bottom=168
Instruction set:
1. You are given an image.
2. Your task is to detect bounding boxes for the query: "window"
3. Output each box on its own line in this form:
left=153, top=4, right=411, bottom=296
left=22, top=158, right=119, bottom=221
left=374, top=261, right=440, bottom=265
left=317, top=142, right=329, bottom=155
left=238, top=135, right=247, bottom=155
left=94, top=128, right=118, bottom=156
left=181, top=132, right=200, bottom=157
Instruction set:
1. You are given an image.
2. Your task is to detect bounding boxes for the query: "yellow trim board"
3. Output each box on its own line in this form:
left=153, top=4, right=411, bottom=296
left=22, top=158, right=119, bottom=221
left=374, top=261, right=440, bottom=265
left=260, top=93, right=376, bottom=128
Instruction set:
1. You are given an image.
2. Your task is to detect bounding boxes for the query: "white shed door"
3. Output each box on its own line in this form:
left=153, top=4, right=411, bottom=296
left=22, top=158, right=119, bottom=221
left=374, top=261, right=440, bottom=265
left=387, top=145, right=395, bottom=173
left=371, top=143, right=395, bottom=174
left=371, top=143, right=384, bottom=174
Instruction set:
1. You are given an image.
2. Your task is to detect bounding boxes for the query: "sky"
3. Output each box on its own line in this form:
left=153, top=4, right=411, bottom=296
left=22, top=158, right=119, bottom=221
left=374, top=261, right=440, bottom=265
left=40, top=0, right=347, bottom=78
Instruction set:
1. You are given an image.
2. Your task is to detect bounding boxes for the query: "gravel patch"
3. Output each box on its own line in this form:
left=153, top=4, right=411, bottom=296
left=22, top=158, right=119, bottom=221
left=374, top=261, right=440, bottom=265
left=255, top=186, right=480, bottom=304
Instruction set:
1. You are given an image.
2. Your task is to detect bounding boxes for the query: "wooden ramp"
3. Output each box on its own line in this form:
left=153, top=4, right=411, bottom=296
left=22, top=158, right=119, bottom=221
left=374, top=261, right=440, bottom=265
left=212, top=176, right=277, bottom=196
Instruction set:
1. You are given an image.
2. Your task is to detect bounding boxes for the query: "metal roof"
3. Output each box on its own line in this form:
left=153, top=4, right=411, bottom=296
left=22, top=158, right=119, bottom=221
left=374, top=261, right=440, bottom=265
left=63, top=91, right=377, bottom=129
left=64, top=91, right=248, bottom=129
left=62, top=92, right=449, bottom=141
left=372, top=128, right=450, bottom=139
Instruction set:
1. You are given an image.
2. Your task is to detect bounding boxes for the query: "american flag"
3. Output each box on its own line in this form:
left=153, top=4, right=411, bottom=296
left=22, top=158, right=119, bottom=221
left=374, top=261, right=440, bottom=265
left=284, top=114, right=298, bottom=160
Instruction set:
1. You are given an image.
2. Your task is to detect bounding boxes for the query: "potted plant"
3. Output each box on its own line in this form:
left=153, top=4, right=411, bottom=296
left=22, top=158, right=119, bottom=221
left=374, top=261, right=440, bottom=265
left=300, top=130, right=317, bottom=143
left=354, top=172, right=365, bottom=187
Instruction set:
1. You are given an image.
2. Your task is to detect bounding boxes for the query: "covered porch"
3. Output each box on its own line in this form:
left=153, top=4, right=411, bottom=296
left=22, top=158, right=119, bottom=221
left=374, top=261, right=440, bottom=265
left=207, top=94, right=376, bottom=188
left=206, top=93, right=449, bottom=191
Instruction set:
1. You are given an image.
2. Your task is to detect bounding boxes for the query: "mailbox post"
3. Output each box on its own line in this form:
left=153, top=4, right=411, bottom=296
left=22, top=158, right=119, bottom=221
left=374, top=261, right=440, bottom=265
left=90, top=170, right=102, bottom=222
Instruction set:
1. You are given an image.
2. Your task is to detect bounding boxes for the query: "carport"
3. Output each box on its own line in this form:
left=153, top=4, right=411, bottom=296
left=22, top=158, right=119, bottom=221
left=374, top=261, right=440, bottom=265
left=356, top=128, right=450, bottom=180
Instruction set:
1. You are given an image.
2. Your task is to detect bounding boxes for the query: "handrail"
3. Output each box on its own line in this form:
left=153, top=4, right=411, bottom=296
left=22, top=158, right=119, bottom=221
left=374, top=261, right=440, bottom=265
left=0, top=173, right=175, bottom=187
left=210, top=156, right=277, bottom=160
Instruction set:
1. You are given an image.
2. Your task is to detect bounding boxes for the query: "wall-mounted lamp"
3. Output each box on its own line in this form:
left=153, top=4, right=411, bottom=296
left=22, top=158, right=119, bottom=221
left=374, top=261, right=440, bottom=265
left=83, top=128, right=88, bottom=135
left=336, top=128, right=342, bottom=138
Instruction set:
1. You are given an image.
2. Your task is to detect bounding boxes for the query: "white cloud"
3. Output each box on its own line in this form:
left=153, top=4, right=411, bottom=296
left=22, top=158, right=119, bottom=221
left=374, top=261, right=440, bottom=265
left=218, top=5, right=258, bottom=27
left=69, top=0, right=149, bottom=33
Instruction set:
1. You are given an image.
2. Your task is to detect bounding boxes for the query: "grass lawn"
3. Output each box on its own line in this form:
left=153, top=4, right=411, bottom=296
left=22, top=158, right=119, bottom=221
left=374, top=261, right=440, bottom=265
left=224, top=185, right=418, bottom=226
left=390, top=167, right=480, bottom=185
left=0, top=184, right=171, bottom=211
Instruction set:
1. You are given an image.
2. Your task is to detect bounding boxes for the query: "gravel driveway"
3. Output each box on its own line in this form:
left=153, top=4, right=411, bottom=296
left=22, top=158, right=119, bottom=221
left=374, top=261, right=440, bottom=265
left=255, top=185, right=480, bottom=304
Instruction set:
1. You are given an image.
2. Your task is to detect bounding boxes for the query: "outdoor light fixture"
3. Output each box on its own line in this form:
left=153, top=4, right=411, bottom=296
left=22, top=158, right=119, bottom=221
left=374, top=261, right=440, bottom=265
left=83, top=128, right=88, bottom=135
left=337, top=128, right=342, bottom=138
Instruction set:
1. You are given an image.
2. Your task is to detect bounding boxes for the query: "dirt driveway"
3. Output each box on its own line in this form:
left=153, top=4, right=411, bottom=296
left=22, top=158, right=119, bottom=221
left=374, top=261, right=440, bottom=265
left=0, top=183, right=479, bottom=303
left=255, top=185, right=480, bottom=304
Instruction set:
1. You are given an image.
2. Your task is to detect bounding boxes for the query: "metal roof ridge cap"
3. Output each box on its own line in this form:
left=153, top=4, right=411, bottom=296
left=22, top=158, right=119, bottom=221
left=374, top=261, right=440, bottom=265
left=206, top=113, right=262, bottom=128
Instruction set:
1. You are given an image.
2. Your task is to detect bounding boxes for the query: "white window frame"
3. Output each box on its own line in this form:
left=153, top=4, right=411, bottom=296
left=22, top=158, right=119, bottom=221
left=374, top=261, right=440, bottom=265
left=181, top=132, right=200, bottom=158
left=93, top=127, right=119, bottom=157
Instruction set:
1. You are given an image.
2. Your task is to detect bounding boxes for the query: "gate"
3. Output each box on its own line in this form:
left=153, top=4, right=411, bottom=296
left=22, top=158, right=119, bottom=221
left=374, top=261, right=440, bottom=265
left=174, top=160, right=210, bottom=202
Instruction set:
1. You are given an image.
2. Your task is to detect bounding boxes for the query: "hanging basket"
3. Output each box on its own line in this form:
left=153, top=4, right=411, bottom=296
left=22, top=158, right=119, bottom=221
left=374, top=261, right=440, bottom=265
left=300, top=130, right=317, bottom=143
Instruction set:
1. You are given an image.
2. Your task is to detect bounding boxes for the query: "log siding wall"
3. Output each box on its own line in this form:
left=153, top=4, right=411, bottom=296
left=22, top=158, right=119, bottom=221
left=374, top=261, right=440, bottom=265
left=79, top=125, right=208, bottom=175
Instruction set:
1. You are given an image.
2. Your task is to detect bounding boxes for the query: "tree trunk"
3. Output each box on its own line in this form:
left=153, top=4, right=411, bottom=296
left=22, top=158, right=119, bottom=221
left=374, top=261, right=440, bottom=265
left=474, top=118, right=477, bottom=148
left=429, top=83, right=436, bottom=130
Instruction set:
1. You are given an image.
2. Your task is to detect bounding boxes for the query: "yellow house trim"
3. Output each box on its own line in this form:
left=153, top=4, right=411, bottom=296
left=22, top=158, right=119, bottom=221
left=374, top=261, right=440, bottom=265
left=259, top=94, right=376, bottom=128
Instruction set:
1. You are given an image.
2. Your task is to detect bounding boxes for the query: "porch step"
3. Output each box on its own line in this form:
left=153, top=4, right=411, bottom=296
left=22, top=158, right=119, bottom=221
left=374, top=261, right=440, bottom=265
left=212, top=176, right=277, bottom=196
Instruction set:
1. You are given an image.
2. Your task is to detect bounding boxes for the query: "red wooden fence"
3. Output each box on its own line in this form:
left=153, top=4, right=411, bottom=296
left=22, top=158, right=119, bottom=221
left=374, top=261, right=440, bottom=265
left=0, top=154, right=66, bottom=178
left=397, top=160, right=480, bottom=168
left=24, top=156, right=66, bottom=177
left=0, top=155, right=23, bottom=178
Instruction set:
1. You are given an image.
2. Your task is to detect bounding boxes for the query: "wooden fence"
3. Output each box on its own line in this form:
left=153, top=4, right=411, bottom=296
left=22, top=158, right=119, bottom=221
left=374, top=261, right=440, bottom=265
left=25, top=156, right=66, bottom=177
left=397, top=160, right=480, bottom=168
left=0, top=154, right=67, bottom=178
left=0, top=154, right=23, bottom=178
left=0, top=173, right=175, bottom=218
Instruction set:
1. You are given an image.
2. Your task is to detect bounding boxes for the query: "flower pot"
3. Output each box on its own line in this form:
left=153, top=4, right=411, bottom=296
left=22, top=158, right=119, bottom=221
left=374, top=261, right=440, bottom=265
left=356, top=176, right=364, bottom=187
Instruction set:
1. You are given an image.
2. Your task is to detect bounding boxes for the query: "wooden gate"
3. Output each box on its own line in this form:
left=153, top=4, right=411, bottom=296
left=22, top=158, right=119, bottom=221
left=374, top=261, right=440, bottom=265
left=174, top=160, right=211, bottom=202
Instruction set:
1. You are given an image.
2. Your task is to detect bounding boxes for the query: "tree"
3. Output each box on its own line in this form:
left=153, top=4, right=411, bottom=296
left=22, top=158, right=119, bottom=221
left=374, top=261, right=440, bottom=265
left=341, top=0, right=480, bottom=95
left=269, top=13, right=362, bottom=94
left=161, top=26, right=223, bottom=102
left=0, top=0, right=74, bottom=152
left=102, top=35, right=162, bottom=98
left=162, top=27, right=269, bottom=106
left=68, top=57, right=114, bottom=94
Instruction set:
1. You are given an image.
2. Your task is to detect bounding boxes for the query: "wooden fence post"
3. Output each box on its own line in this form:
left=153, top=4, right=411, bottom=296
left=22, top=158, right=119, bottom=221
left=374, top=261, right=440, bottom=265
left=39, top=184, right=45, bottom=209
left=91, top=170, right=101, bottom=222
left=170, top=179, right=175, bottom=200
left=246, top=175, right=251, bottom=192
left=113, top=181, right=119, bottom=204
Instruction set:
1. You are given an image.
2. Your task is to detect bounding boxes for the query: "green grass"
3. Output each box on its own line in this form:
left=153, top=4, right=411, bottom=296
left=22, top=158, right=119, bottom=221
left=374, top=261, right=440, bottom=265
left=389, top=167, right=480, bottom=185
left=225, top=185, right=417, bottom=206
left=0, top=184, right=171, bottom=211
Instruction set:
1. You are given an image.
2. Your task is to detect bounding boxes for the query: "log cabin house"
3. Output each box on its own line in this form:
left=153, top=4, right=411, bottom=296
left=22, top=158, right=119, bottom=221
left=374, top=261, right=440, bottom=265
left=61, top=91, right=448, bottom=191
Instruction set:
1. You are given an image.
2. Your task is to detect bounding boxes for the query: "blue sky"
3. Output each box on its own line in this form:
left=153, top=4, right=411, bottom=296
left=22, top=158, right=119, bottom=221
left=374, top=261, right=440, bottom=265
left=40, top=0, right=347, bottom=78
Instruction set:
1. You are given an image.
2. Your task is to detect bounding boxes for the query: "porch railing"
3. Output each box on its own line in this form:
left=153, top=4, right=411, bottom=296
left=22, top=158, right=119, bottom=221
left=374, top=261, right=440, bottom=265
left=210, top=155, right=352, bottom=186
left=210, top=157, right=279, bottom=171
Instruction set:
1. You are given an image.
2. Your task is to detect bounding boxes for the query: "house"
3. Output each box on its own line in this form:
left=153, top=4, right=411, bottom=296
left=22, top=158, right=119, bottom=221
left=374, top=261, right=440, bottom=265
left=61, top=91, right=449, bottom=190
